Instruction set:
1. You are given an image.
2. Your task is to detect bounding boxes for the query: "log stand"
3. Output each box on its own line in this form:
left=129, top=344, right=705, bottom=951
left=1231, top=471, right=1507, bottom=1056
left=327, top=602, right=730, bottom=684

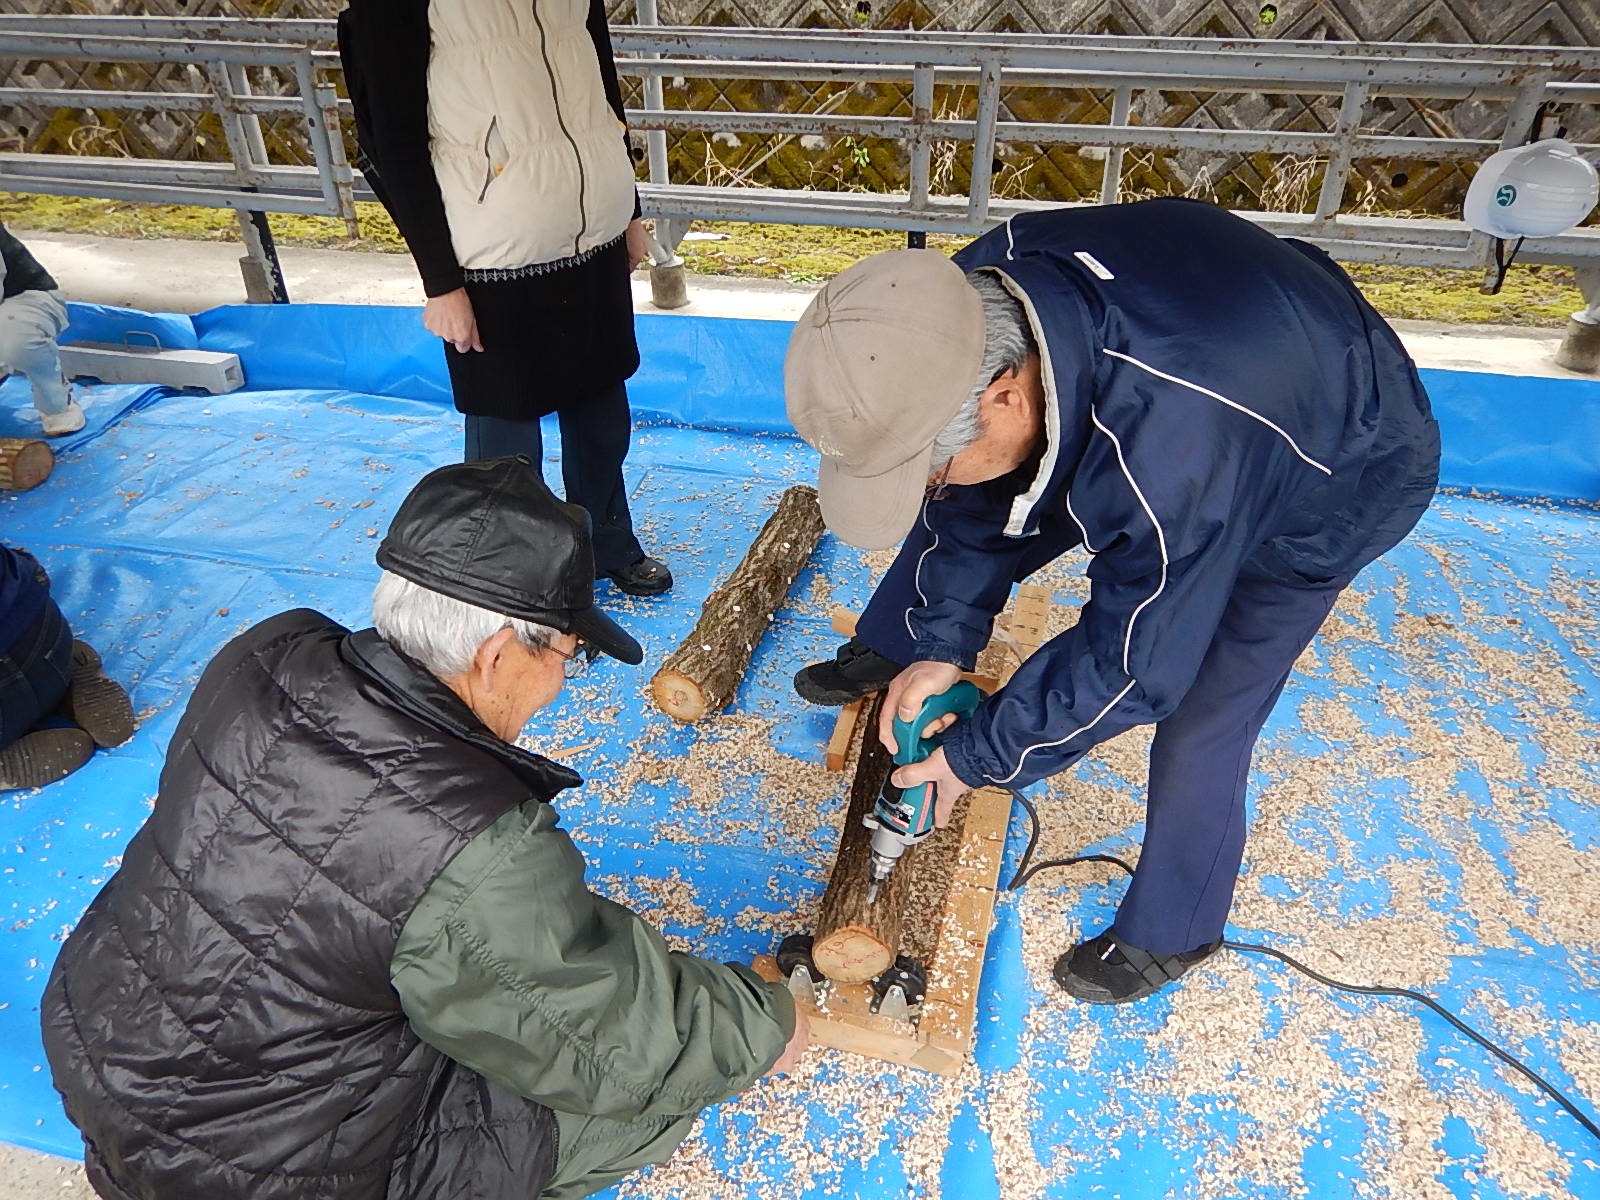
left=756, top=583, right=1054, bottom=1075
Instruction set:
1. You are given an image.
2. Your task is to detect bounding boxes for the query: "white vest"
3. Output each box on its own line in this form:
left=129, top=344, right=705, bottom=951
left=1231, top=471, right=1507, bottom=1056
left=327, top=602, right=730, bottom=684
left=427, top=0, right=636, bottom=273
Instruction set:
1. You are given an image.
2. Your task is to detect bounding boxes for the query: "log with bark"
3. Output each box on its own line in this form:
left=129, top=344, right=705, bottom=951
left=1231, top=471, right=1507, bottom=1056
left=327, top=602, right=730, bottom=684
left=809, top=692, right=915, bottom=983
left=0, top=437, right=54, bottom=493
left=651, top=485, right=825, bottom=722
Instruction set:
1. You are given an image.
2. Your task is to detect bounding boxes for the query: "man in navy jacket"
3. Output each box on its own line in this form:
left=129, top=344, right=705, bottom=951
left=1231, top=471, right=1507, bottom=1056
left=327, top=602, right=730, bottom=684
left=785, top=199, right=1439, bottom=1004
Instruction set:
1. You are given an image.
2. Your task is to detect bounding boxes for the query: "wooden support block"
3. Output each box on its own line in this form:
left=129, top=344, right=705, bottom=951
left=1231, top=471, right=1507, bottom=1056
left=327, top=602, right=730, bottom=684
left=1007, top=583, right=1052, bottom=659
left=830, top=607, right=859, bottom=638
left=824, top=697, right=865, bottom=772
left=753, top=956, right=965, bottom=1076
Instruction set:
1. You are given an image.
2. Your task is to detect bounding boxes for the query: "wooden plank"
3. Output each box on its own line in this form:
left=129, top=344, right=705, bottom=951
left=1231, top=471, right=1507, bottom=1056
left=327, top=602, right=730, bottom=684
left=1008, top=582, right=1052, bottom=659
left=830, top=607, right=859, bottom=638
left=824, top=697, right=865, bottom=771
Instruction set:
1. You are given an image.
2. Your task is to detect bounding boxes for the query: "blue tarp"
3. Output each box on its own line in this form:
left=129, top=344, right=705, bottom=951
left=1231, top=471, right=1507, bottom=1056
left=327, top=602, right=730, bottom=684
left=1, top=302, right=1596, bottom=1200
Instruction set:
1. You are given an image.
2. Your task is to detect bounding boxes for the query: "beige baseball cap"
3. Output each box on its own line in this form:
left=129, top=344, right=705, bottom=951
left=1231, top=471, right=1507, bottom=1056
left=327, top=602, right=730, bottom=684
left=784, top=250, right=985, bottom=549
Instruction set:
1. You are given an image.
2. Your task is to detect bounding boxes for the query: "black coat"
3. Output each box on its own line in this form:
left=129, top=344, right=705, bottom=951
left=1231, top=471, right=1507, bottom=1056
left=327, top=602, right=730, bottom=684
left=1, top=221, right=57, bottom=299
left=41, top=610, right=566, bottom=1200
left=338, top=0, right=642, bottom=418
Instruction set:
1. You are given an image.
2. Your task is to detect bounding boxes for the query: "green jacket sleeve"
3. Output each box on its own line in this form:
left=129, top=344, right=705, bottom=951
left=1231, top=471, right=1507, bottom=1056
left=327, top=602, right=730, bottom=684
left=391, top=800, right=796, bottom=1120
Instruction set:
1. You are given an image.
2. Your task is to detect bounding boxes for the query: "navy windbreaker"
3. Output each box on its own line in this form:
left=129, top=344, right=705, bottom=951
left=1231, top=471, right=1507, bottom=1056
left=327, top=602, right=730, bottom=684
left=905, top=199, right=1440, bottom=791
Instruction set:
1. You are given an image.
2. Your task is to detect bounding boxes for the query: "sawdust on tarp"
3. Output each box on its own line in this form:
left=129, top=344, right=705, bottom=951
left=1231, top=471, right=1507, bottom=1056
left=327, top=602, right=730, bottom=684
left=535, top=492, right=1595, bottom=1199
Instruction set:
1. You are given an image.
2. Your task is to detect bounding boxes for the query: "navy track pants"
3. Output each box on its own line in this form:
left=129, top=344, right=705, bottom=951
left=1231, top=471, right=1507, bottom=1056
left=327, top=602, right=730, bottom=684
left=463, top=383, right=646, bottom=578
left=857, top=531, right=1346, bottom=956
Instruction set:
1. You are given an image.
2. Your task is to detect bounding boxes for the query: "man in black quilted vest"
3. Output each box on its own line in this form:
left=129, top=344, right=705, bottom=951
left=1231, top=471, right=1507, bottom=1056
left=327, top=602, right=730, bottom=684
left=41, top=456, right=806, bottom=1200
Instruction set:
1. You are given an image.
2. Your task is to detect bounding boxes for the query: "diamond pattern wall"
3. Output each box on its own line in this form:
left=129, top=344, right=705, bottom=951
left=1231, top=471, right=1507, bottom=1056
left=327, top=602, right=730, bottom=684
left=2, top=0, right=1596, bottom=216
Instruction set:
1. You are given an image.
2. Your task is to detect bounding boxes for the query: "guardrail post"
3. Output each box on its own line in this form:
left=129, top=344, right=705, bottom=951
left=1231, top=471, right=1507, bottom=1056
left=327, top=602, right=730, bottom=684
left=1314, top=80, right=1370, bottom=223
left=207, top=59, right=289, bottom=303
left=238, top=206, right=289, bottom=304
left=966, top=57, right=1002, bottom=226
left=634, top=1, right=688, bottom=309
left=1099, top=84, right=1134, bottom=205
left=908, top=63, right=933, bottom=248
left=1474, top=73, right=1553, bottom=293
left=1555, top=265, right=1600, bottom=373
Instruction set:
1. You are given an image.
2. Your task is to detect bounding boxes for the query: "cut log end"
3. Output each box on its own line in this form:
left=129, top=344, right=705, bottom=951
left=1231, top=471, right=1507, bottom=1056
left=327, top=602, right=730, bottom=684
left=650, top=670, right=708, bottom=723
left=813, top=923, right=896, bottom=985
left=0, top=437, right=54, bottom=493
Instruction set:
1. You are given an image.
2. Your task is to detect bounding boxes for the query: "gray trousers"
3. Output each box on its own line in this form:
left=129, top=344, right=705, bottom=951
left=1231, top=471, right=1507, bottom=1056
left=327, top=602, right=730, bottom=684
left=0, top=289, right=71, bottom=415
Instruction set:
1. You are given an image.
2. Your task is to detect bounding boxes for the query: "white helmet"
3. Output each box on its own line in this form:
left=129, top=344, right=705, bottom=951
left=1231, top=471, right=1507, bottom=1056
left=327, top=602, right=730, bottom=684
left=1463, top=138, right=1599, bottom=239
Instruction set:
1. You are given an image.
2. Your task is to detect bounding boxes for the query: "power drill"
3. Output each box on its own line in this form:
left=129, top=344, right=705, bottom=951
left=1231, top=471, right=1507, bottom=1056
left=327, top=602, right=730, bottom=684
left=863, top=680, right=982, bottom=903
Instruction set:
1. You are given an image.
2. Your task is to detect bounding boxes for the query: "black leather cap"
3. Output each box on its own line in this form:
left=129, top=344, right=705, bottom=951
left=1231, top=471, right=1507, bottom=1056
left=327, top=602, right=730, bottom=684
left=377, top=456, right=643, bottom=665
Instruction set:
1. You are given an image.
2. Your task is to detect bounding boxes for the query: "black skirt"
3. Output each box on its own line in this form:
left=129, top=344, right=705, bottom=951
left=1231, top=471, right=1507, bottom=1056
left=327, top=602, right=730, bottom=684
left=443, top=234, right=639, bottom=420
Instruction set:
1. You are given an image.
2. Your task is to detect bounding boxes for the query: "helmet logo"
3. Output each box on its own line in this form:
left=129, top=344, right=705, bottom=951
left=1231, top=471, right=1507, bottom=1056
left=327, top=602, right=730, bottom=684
left=1495, top=184, right=1518, bottom=208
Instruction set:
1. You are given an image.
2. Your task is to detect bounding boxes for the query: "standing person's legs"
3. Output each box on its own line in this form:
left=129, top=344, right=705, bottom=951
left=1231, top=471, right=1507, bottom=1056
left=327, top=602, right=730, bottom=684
left=555, top=383, right=668, bottom=592
left=1113, top=573, right=1350, bottom=956
left=463, top=413, right=544, bottom=465
left=539, top=1107, right=697, bottom=1200
left=0, top=290, right=73, bottom=420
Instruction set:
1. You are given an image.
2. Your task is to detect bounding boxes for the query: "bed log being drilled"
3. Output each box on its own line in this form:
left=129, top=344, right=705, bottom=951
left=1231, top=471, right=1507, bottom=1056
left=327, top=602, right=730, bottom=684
left=810, top=692, right=913, bottom=983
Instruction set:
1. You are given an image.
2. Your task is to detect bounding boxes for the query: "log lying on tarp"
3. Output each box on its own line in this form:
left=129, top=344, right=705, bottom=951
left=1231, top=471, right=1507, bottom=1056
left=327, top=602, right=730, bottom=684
left=0, top=437, right=53, bottom=493
left=651, top=484, right=825, bottom=722
left=811, top=692, right=914, bottom=984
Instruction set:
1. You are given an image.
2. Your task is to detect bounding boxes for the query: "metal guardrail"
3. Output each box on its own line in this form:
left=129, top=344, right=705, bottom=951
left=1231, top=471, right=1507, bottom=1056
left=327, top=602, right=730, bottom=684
left=1, top=15, right=1597, bottom=315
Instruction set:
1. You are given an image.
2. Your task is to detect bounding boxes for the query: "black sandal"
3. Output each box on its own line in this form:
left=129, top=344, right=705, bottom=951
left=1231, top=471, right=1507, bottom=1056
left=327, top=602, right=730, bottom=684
left=605, top=556, right=673, bottom=597
left=58, top=641, right=136, bottom=749
left=1053, top=929, right=1220, bottom=1005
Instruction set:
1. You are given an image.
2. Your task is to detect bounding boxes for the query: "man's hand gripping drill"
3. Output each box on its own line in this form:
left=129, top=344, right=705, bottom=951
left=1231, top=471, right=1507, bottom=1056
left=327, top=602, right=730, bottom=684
left=863, top=679, right=982, bottom=902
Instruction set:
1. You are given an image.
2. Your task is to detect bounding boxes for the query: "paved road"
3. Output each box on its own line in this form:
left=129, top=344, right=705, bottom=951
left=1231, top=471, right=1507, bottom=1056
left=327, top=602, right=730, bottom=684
left=10, top=226, right=1595, bottom=380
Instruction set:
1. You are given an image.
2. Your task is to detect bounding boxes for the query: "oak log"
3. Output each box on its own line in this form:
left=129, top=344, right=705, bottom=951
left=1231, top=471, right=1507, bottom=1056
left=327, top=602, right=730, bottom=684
left=0, top=437, right=53, bottom=493
left=810, top=692, right=914, bottom=983
left=651, top=485, right=825, bottom=722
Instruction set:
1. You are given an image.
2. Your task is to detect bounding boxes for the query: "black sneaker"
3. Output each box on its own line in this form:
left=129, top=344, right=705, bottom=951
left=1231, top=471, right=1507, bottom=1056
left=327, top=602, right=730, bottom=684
left=793, top=638, right=903, bottom=706
left=58, top=641, right=136, bottom=748
left=605, top=556, right=673, bottom=598
left=1053, top=929, right=1220, bottom=1005
left=0, top=726, right=94, bottom=791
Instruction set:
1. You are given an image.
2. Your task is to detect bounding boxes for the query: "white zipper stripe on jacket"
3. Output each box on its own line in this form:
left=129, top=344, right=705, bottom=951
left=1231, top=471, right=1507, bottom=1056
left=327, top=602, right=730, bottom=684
left=982, top=267, right=1059, bottom=539
left=1064, top=489, right=1101, bottom=556
left=991, top=679, right=1136, bottom=786
left=1091, top=406, right=1172, bottom=675
left=905, top=495, right=939, bottom=642
left=1102, top=349, right=1334, bottom=476
left=989, top=406, right=1168, bottom=786
left=527, top=0, right=588, bottom=256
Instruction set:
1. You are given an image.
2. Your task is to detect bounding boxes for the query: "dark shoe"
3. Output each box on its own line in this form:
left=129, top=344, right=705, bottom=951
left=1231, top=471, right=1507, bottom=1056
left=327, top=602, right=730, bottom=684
left=0, top=726, right=94, bottom=791
left=605, top=556, right=673, bottom=597
left=793, top=637, right=903, bottom=706
left=1053, top=929, right=1220, bottom=1005
left=58, top=640, right=135, bottom=748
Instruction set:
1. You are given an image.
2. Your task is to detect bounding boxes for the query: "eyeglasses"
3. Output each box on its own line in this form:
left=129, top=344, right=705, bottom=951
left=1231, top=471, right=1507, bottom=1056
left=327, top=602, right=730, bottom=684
left=925, top=458, right=954, bottom=502
left=547, top=636, right=599, bottom=679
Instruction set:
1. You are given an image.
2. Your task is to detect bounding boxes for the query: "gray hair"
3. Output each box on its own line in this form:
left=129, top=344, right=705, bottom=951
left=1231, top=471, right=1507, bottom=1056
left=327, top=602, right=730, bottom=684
left=371, top=570, right=557, bottom=678
left=929, top=271, right=1037, bottom=466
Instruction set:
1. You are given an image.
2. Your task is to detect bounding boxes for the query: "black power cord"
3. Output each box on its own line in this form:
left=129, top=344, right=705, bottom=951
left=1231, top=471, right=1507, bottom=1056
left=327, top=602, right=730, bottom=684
left=1002, top=789, right=1600, bottom=1148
